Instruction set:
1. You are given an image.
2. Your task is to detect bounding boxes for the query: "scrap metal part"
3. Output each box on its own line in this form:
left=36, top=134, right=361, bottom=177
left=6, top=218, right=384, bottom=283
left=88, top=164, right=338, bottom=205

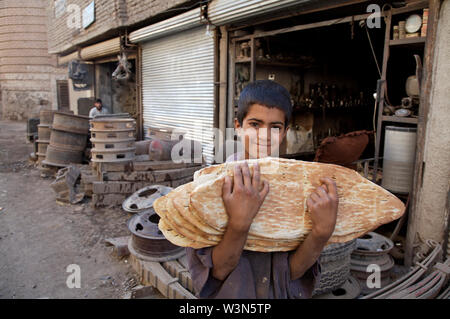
left=49, top=128, right=88, bottom=151
left=52, top=112, right=90, bottom=135
left=350, top=232, right=395, bottom=295
left=362, top=239, right=443, bottom=299
left=37, top=124, right=51, bottom=140
left=387, top=259, right=450, bottom=299
left=90, top=116, right=136, bottom=163
left=90, top=117, right=136, bottom=132
left=43, top=144, right=84, bottom=167
left=127, top=209, right=185, bottom=262
left=313, top=240, right=356, bottom=296
left=313, top=276, right=361, bottom=299
left=122, top=185, right=173, bottom=214
left=50, top=165, right=85, bottom=204
left=90, top=148, right=135, bottom=163
left=39, top=109, right=55, bottom=126
left=437, top=285, right=450, bottom=299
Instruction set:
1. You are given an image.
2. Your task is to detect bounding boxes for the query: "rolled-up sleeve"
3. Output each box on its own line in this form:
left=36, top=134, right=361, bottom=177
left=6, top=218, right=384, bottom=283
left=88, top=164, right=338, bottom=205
left=185, top=247, right=223, bottom=298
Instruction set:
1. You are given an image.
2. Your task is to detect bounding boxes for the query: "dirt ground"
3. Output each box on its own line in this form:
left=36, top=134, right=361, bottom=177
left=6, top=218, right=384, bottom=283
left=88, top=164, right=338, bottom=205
left=0, top=120, right=163, bottom=299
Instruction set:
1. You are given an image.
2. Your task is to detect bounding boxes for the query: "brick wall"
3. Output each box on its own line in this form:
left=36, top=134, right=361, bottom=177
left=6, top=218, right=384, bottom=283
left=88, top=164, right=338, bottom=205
left=47, top=0, right=192, bottom=55
left=0, top=0, right=67, bottom=120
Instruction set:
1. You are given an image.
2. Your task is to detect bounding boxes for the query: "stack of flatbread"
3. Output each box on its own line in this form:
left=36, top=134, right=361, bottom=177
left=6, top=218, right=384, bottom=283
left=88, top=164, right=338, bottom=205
left=153, top=157, right=405, bottom=252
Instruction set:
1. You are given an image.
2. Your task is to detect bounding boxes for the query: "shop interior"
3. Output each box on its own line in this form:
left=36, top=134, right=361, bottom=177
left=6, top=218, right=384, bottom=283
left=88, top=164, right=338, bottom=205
left=229, top=6, right=424, bottom=167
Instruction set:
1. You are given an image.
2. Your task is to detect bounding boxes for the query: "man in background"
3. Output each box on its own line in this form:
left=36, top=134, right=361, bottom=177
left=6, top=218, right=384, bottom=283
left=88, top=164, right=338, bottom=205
left=89, top=99, right=110, bottom=118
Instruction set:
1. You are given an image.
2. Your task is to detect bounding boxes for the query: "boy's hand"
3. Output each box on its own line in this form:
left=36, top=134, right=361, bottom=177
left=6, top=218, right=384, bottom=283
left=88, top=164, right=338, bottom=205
left=222, top=162, right=269, bottom=233
left=306, top=177, right=338, bottom=241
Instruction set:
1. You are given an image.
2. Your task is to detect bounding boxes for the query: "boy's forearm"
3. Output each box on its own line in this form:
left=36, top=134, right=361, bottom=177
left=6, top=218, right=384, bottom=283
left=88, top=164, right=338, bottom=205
left=288, top=230, right=329, bottom=281
left=211, top=225, right=249, bottom=281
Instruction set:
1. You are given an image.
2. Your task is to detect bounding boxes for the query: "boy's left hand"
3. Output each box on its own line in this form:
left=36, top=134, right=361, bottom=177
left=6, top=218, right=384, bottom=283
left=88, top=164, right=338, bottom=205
left=306, top=177, right=338, bottom=241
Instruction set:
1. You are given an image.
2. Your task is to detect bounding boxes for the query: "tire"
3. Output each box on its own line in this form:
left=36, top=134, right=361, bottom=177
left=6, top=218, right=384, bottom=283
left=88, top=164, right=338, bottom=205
left=319, top=240, right=356, bottom=263
left=312, top=240, right=356, bottom=296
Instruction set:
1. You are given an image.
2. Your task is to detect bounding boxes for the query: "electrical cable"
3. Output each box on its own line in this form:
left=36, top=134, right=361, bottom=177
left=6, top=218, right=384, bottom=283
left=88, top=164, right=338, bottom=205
left=365, top=24, right=382, bottom=77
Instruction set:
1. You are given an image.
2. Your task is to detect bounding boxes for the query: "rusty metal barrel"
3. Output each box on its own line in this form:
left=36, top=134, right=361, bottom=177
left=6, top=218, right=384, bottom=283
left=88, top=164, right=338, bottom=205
left=37, top=125, right=51, bottom=164
left=37, top=125, right=51, bottom=140
left=37, top=110, right=55, bottom=164
left=43, top=112, right=89, bottom=167
left=90, top=117, right=136, bottom=163
left=39, top=109, right=55, bottom=126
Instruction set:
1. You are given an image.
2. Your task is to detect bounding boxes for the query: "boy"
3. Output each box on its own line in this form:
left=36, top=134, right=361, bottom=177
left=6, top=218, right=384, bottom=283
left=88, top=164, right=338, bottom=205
left=186, top=80, right=338, bottom=298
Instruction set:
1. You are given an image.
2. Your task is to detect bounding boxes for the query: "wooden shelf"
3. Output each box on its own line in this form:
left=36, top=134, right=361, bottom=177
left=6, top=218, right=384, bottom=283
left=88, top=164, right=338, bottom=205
left=389, top=37, right=426, bottom=47
left=382, top=115, right=418, bottom=124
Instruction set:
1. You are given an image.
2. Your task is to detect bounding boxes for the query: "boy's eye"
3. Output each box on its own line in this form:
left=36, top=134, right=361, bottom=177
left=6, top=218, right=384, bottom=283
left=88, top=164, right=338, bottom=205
left=249, top=122, right=259, bottom=128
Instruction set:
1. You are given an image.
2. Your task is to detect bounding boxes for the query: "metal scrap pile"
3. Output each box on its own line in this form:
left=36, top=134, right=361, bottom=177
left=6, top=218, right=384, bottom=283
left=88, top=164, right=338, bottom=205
left=362, top=239, right=449, bottom=299
left=350, top=232, right=396, bottom=295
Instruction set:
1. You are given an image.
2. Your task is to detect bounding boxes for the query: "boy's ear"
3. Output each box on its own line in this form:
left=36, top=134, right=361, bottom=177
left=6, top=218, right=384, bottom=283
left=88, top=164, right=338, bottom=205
left=234, top=118, right=242, bottom=130
left=234, top=118, right=243, bottom=137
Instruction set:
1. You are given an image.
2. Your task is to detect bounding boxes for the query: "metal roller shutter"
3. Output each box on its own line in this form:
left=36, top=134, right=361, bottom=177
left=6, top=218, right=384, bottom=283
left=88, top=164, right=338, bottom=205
left=129, top=0, right=314, bottom=43
left=80, top=37, right=121, bottom=61
left=141, top=26, right=215, bottom=163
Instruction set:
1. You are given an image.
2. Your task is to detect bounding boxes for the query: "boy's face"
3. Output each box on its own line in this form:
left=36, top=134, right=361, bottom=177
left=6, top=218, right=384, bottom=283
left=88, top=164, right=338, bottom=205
left=235, top=104, right=288, bottom=159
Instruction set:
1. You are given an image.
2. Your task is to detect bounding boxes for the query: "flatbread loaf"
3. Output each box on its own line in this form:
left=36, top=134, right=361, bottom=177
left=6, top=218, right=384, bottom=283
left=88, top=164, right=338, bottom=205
left=154, top=157, right=405, bottom=251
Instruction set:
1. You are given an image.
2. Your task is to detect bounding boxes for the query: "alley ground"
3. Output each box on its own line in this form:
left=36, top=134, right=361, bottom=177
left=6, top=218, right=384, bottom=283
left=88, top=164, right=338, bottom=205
left=0, top=120, right=162, bottom=299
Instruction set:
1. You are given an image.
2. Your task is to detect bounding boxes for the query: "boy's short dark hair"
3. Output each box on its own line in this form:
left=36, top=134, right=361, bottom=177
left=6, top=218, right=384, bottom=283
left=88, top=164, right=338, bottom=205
left=95, top=98, right=102, bottom=104
left=236, top=80, right=292, bottom=128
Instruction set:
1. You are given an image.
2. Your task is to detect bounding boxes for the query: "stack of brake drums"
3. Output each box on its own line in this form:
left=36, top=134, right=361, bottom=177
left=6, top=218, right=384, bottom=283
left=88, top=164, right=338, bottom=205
left=90, top=116, right=136, bottom=163
left=43, top=112, right=90, bottom=167
left=36, top=110, right=55, bottom=165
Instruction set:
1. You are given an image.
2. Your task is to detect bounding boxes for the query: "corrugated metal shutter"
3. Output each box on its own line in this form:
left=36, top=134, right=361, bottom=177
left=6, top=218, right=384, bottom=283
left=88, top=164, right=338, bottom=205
left=208, top=0, right=310, bottom=23
left=142, top=27, right=215, bottom=163
left=58, top=51, right=79, bottom=66
left=80, top=37, right=121, bottom=60
left=129, top=0, right=313, bottom=43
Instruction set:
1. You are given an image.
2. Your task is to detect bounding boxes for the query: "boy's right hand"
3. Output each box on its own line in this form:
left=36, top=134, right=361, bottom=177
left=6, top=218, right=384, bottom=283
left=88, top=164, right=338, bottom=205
left=222, top=162, right=270, bottom=233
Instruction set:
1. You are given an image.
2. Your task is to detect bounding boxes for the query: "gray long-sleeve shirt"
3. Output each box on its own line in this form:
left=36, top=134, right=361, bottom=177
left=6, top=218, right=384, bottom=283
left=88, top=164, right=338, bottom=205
left=186, top=247, right=321, bottom=299
left=185, top=153, right=321, bottom=299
